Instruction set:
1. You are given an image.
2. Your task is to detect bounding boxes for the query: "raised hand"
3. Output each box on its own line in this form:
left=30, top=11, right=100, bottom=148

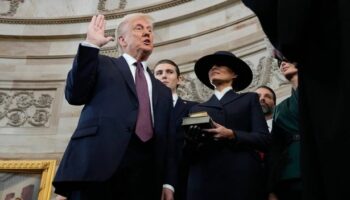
left=86, top=14, right=114, bottom=47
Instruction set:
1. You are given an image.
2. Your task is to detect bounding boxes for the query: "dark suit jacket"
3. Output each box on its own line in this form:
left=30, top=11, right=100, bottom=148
left=242, top=1, right=350, bottom=199
left=53, top=45, right=176, bottom=197
left=186, top=91, right=270, bottom=200
left=174, top=97, right=197, bottom=157
left=173, top=97, right=197, bottom=199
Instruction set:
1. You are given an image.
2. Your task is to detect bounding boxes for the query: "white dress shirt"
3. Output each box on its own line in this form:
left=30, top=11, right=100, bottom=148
left=214, top=86, right=233, bottom=100
left=172, top=93, right=178, bottom=107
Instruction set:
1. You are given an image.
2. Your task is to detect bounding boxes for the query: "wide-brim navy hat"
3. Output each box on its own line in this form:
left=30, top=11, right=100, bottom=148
left=194, top=51, right=253, bottom=91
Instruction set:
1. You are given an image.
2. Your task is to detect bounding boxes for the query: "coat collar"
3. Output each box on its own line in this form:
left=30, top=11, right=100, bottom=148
left=112, top=57, right=137, bottom=98
left=200, top=90, right=243, bottom=108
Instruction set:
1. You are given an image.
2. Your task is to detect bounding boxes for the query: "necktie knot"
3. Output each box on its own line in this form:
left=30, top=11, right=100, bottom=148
left=135, top=62, right=143, bottom=70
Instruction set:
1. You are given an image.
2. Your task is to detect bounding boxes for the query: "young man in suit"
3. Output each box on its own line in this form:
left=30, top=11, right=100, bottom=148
left=154, top=59, right=197, bottom=199
left=185, top=51, right=270, bottom=200
left=53, top=13, right=176, bottom=200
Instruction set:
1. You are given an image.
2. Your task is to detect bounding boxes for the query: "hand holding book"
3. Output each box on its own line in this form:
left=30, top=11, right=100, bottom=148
left=182, top=111, right=236, bottom=142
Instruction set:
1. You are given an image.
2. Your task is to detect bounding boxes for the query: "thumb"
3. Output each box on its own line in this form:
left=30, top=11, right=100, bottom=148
left=106, top=36, right=114, bottom=42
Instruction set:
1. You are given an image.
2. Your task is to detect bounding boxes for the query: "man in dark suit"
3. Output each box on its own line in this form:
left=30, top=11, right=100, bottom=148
left=154, top=59, right=197, bottom=199
left=53, top=13, right=176, bottom=200
left=242, top=1, right=350, bottom=199
left=184, top=51, right=270, bottom=200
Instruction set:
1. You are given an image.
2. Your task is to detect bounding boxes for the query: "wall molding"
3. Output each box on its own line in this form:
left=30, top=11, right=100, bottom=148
left=0, top=0, right=192, bottom=25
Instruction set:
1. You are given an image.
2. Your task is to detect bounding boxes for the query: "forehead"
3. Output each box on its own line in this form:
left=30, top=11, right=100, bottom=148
left=256, top=88, right=273, bottom=95
left=155, top=63, right=176, bottom=71
left=210, top=65, right=235, bottom=73
left=130, top=17, right=153, bottom=27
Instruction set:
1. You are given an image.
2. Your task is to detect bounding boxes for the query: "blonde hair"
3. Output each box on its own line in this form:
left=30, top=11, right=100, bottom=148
left=115, top=13, right=154, bottom=53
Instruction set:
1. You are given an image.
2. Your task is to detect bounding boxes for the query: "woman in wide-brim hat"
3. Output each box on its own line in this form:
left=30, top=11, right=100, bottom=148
left=194, top=51, right=253, bottom=91
left=184, top=51, right=270, bottom=200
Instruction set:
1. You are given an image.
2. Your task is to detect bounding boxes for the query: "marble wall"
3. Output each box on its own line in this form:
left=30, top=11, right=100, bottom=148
left=0, top=0, right=291, bottom=173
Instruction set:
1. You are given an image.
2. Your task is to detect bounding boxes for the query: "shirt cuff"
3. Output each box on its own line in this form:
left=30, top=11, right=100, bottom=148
left=81, top=41, right=101, bottom=49
left=163, top=184, right=175, bottom=192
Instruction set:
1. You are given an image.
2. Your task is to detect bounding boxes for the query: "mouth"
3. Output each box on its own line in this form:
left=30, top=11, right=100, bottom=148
left=143, top=39, right=151, bottom=45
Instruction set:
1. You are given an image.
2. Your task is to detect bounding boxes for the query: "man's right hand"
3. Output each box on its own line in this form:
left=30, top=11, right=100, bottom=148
left=86, top=14, right=114, bottom=47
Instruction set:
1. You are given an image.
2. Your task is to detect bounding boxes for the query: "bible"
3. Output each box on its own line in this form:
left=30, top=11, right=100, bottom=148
left=182, top=111, right=214, bottom=129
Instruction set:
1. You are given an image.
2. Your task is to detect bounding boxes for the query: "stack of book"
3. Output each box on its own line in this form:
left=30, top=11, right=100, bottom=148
left=182, top=111, right=214, bottom=129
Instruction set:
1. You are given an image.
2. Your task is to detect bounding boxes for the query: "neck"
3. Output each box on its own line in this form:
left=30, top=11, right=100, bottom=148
left=265, top=114, right=273, bottom=120
left=213, top=82, right=232, bottom=92
left=290, top=75, right=298, bottom=90
left=124, top=50, right=150, bottom=62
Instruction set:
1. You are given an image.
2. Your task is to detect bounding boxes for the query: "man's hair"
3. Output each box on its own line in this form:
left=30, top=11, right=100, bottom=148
left=115, top=13, right=154, bottom=53
left=256, top=85, right=276, bottom=105
left=154, top=59, right=180, bottom=77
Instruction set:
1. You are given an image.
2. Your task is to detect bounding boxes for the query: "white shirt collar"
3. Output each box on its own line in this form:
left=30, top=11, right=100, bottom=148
left=122, top=53, right=148, bottom=70
left=172, top=93, right=178, bottom=107
left=214, top=86, right=233, bottom=100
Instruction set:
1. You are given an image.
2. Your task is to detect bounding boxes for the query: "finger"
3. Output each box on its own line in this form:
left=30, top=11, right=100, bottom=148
left=212, top=121, right=220, bottom=128
left=90, top=15, right=97, bottom=28
left=202, top=128, right=216, bottom=133
left=99, top=15, right=105, bottom=29
left=96, top=14, right=104, bottom=29
left=106, top=36, right=115, bottom=42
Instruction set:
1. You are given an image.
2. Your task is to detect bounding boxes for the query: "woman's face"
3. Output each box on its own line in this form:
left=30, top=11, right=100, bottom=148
left=279, top=61, right=298, bottom=80
left=208, top=65, right=237, bottom=86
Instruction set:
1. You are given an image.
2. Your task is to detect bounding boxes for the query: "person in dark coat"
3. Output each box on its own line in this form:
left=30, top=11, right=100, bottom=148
left=184, top=51, right=270, bottom=200
left=52, top=13, right=176, bottom=200
left=242, top=1, right=350, bottom=199
left=267, top=51, right=301, bottom=200
left=154, top=59, right=198, bottom=199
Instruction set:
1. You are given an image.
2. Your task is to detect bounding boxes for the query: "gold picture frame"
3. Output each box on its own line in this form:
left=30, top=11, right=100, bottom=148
left=0, top=160, right=56, bottom=200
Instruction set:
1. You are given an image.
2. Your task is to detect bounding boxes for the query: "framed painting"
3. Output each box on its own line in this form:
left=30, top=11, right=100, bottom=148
left=0, top=160, right=56, bottom=200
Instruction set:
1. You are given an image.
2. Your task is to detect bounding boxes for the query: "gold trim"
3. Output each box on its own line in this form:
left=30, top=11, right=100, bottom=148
left=0, top=160, right=57, bottom=200
left=0, top=0, right=192, bottom=25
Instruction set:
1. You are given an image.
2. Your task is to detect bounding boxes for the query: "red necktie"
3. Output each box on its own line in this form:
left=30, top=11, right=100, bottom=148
left=134, top=62, right=153, bottom=142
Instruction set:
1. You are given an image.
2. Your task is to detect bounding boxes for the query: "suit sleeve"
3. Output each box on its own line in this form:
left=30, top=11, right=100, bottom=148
left=234, top=93, right=271, bottom=152
left=65, top=45, right=100, bottom=105
left=164, top=98, right=177, bottom=188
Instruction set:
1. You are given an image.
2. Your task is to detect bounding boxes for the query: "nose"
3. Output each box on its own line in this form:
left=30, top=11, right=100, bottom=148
left=259, top=96, right=265, bottom=102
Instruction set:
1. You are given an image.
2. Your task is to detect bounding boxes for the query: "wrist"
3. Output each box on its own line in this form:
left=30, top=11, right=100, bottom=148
left=228, top=129, right=236, bottom=140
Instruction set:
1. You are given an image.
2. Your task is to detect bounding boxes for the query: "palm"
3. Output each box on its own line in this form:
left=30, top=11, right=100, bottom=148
left=86, top=15, right=113, bottom=47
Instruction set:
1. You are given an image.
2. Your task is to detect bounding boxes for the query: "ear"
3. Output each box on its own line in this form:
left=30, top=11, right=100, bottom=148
left=118, top=35, right=126, bottom=47
left=177, top=75, right=183, bottom=86
left=232, top=74, right=238, bottom=79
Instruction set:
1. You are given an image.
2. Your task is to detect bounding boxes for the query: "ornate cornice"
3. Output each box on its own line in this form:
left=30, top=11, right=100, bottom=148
left=0, top=0, right=192, bottom=25
left=0, top=14, right=257, bottom=59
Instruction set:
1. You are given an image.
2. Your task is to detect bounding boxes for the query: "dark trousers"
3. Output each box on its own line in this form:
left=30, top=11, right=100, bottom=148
left=69, top=134, right=156, bottom=200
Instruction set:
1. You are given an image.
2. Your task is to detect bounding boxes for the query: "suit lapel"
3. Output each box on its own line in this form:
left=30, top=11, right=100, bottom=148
left=220, top=90, right=242, bottom=106
left=148, top=68, right=159, bottom=107
left=174, top=97, right=186, bottom=120
left=112, top=57, right=137, bottom=98
left=200, top=95, right=223, bottom=109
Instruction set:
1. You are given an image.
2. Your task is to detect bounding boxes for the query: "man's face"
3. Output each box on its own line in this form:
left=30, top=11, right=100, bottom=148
left=154, top=63, right=180, bottom=92
left=208, top=65, right=236, bottom=86
left=119, top=17, right=154, bottom=60
left=255, top=87, right=275, bottom=115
